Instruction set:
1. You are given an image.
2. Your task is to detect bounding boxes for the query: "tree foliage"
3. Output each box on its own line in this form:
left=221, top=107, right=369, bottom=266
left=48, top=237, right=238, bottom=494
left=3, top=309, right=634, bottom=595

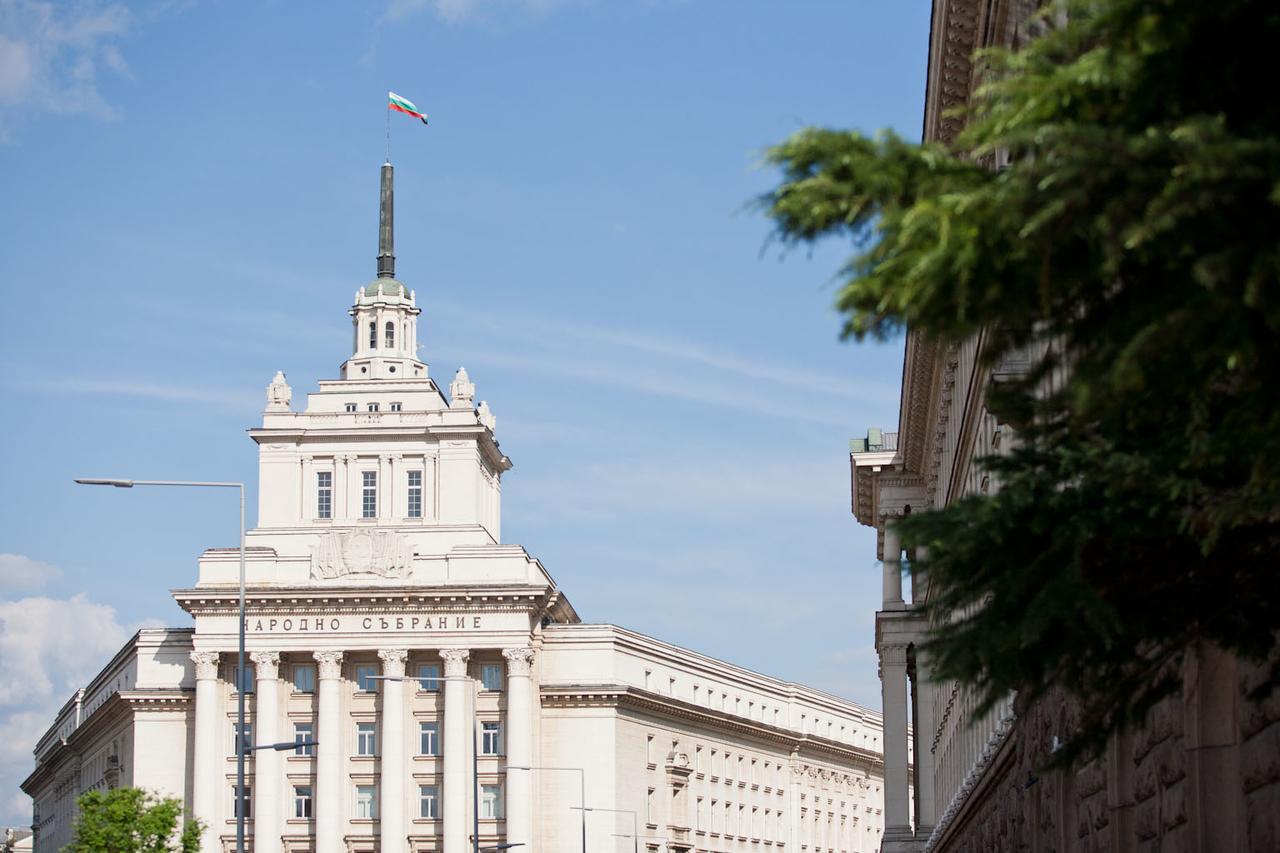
left=68, top=788, right=202, bottom=853
left=763, top=0, right=1280, bottom=760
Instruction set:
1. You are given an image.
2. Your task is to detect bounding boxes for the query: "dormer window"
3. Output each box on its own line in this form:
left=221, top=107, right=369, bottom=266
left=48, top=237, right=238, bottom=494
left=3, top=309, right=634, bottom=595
left=369, top=321, right=377, bottom=349
left=385, top=321, right=395, bottom=349
left=345, top=403, right=357, bottom=413
left=368, top=403, right=380, bottom=413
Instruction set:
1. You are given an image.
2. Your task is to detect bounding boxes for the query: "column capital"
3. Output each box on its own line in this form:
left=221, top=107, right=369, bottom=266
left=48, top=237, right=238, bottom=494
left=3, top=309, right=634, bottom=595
left=190, top=651, right=220, bottom=680
left=501, top=647, right=536, bottom=676
left=440, top=648, right=470, bottom=677
left=313, top=650, right=344, bottom=679
left=250, top=651, right=281, bottom=680
left=378, top=648, right=409, bottom=677
left=880, top=644, right=909, bottom=667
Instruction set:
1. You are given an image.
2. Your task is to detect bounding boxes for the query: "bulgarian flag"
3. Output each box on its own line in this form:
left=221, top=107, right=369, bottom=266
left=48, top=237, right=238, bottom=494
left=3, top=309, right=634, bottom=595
left=388, top=91, right=428, bottom=125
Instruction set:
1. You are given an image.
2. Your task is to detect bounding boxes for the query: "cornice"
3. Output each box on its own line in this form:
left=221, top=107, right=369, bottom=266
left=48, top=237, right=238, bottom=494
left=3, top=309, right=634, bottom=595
left=172, top=584, right=559, bottom=617
left=540, top=684, right=884, bottom=771
left=923, top=0, right=984, bottom=147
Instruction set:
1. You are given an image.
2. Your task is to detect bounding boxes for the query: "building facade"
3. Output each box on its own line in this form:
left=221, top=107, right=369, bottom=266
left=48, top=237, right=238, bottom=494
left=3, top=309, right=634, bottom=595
left=850, top=3, right=1280, bottom=852
left=22, top=164, right=888, bottom=853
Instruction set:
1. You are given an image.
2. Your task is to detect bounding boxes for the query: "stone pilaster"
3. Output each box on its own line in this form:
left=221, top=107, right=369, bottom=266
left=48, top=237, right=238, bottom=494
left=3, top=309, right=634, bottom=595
left=880, top=643, right=913, bottom=841
left=881, top=517, right=905, bottom=609
left=314, top=650, right=344, bottom=853
left=379, top=649, right=409, bottom=853
left=190, top=651, right=221, bottom=853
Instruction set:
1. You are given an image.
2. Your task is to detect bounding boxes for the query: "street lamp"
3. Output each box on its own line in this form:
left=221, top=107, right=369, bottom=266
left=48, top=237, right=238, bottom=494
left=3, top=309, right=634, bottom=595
left=507, top=765, right=587, bottom=853
left=576, top=807, right=639, bottom=853
left=76, top=477, right=247, bottom=853
left=247, top=740, right=319, bottom=752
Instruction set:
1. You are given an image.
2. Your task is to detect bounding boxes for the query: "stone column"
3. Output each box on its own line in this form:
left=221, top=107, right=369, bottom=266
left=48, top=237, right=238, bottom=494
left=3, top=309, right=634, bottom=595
left=314, top=651, right=344, bottom=853
left=190, top=651, right=221, bottom=853
left=913, top=648, right=938, bottom=834
left=881, top=520, right=904, bottom=609
left=379, top=649, right=409, bottom=853
left=502, top=648, right=536, bottom=852
left=251, top=652, right=283, bottom=853
left=879, top=644, right=912, bottom=840
left=441, top=649, right=472, bottom=853
left=786, top=756, right=803, bottom=852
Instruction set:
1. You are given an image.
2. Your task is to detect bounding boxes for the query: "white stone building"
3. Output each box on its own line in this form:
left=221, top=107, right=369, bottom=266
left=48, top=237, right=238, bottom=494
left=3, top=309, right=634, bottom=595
left=22, top=164, right=887, bottom=853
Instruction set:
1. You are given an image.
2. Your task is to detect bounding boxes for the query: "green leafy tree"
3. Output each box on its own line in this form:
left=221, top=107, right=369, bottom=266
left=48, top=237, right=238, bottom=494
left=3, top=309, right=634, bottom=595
left=67, top=788, right=202, bottom=853
left=763, top=0, right=1279, bottom=760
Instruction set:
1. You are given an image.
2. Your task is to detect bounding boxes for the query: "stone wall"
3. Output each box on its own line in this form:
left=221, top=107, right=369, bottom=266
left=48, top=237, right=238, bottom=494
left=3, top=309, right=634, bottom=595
left=931, top=646, right=1279, bottom=853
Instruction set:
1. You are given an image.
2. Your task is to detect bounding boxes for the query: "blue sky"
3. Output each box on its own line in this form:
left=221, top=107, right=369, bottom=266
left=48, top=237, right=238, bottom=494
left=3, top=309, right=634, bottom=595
left=0, top=0, right=925, bottom=821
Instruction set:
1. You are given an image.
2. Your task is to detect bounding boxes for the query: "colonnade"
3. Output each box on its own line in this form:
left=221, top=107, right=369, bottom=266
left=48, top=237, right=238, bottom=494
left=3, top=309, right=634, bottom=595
left=189, top=645, right=536, bottom=853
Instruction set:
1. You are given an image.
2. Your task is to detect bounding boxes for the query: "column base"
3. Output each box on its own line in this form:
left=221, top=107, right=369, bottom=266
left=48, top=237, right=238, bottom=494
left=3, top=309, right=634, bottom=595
left=880, top=826, right=924, bottom=853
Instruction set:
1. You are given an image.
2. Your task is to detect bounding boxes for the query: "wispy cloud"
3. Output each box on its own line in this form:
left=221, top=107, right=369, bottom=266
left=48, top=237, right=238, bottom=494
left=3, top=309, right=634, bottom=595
left=6, top=375, right=260, bottom=410
left=0, top=0, right=134, bottom=137
left=0, top=552, right=60, bottom=592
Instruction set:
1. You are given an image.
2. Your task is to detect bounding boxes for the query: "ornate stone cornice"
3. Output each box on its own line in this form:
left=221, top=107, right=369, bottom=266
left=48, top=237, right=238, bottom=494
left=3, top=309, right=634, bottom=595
left=540, top=684, right=883, bottom=771
left=250, top=651, right=280, bottom=680
left=172, top=585, right=554, bottom=618
left=440, top=648, right=470, bottom=677
left=313, top=650, right=344, bottom=679
left=378, top=648, right=408, bottom=677
left=502, top=646, right=536, bottom=677
left=190, top=651, right=220, bottom=680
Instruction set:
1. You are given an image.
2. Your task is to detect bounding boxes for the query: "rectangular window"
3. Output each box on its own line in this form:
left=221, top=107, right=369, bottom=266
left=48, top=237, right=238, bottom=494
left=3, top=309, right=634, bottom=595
left=368, top=402, right=380, bottom=413
left=407, top=470, right=423, bottom=518
left=316, top=471, right=332, bottom=519
left=345, top=402, right=357, bottom=413
left=646, top=788, right=655, bottom=825
left=234, top=785, right=252, bottom=819
left=294, top=785, right=312, bottom=819
left=356, top=664, right=379, bottom=692
left=416, top=663, right=441, bottom=691
left=232, top=722, right=252, bottom=756
left=419, top=785, right=439, bottom=819
left=419, top=722, right=440, bottom=756
left=357, top=722, right=377, bottom=756
left=481, top=721, right=502, bottom=755
left=355, top=785, right=377, bottom=819
left=362, top=471, right=377, bottom=518
left=293, top=723, right=314, bottom=756
left=293, top=664, right=316, bottom=693
left=480, top=784, right=503, bottom=819
left=390, top=402, right=403, bottom=412
left=480, top=663, right=503, bottom=691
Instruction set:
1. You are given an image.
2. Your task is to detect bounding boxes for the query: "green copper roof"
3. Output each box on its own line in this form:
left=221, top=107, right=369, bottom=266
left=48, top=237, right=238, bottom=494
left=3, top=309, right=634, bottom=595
left=363, top=278, right=409, bottom=298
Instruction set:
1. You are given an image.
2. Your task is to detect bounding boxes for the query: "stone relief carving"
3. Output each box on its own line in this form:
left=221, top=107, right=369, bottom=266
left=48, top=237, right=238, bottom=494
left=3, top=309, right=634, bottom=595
left=310, top=530, right=412, bottom=580
left=477, top=400, right=496, bottom=431
left=450, top=367, right=475, bottom=408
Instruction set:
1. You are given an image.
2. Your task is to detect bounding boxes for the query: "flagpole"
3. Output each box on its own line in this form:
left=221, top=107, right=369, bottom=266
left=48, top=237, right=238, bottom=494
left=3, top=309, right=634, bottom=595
left=385, top=98, right=391, bottom=162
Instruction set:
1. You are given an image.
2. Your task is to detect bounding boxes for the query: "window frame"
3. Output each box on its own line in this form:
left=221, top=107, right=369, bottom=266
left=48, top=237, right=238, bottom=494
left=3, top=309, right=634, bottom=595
left=355, top=785, right=378, bottom=820
left=356, top=722, right=378, bottom=757
left=361, top=471, right=377, bottom=518
left=293, top=722, right=314, bottom=757
left=481, top=721, right=503, bottom=756
left=293, top=664, right=316, bottom=694
left=480, top=784, right=503, bottom=820
left=232, top=722, right=253, bottom=757
left=315, top=471, right=332, bottom=520
left=293, top=785, right=313, bottom=819
left=355, top=664, right=380, bottom=692
left=407, top=470, right=423, bottom=518
left=419, top=784, right=439, bottom=820
left=385, top=321, right=395, bottom=349
left=416, top=662, right=441, bottom=691
left=480, top=663, right=504, bottom=691
left=419, top=721, right=440, bottom=756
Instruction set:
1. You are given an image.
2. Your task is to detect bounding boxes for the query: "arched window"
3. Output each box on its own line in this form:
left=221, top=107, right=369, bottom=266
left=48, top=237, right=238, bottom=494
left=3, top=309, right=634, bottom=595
left=385, top=321, right=395, bottom=349
left=369, top=321, right=377, bottom=349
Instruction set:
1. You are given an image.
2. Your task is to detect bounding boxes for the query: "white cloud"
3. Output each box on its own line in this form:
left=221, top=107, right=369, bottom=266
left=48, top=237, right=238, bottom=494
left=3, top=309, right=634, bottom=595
left=0, top=0, right=133, bottom=135
left=0, top=588, right=143, bottom=824
left=0, top=553, right=59, bottom=592
left=5, top=374, right=259, bottom=410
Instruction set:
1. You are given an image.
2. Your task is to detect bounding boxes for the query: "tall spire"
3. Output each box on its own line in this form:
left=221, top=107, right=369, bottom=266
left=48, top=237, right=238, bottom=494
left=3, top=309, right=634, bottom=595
left=376, top=161, right=395, bottom=279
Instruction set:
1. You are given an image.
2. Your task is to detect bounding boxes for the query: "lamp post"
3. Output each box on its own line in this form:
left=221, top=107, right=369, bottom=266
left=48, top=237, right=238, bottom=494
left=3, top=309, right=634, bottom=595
left=576, top=807, right=638, bottom=853
left=76, top=478, right=247, bottom=853
left=508, top=765, right=587, bottom=853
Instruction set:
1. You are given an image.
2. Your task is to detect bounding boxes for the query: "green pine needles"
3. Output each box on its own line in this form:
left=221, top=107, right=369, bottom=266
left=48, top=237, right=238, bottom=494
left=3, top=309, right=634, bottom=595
left=764, top=0, right=1280, bottom=761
